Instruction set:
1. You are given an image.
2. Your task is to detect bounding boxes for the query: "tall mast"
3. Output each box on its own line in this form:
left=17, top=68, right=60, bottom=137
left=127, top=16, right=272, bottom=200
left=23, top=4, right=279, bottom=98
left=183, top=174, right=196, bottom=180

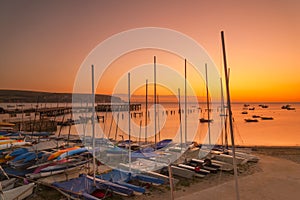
left=178, top=88, right=183, bottom=150
left=91, top=65, right=96, bottom=184
left=128, top=73, right=131, bottom=172
left=220, top=78, right=224, bottom=146
left=145, top=79, right=148, bottom=144
left=221, top=31, right=240, bottom=200
left=184, top=59, right=187, bottom=145
left=205, top=64, right=211, bottom=145
left=157, top=95, right=161, bottom=141
left=154, top=56, right=157, bottom=149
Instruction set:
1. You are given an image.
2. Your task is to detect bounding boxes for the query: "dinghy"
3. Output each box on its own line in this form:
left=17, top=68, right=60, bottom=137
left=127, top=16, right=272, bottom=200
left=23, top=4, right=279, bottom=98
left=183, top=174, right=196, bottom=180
left=1, top=182, right=35, bottom=200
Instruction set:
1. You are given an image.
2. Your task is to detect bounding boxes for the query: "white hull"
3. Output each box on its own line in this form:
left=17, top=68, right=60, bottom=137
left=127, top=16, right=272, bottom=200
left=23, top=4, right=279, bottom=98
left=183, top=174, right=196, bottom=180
left=2, top=183, right=35, bottom=200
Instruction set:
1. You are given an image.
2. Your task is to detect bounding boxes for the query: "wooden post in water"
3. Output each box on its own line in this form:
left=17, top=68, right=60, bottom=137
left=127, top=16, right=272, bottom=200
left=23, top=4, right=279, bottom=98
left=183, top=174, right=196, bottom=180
left=221, top=31, right=240, bottom=200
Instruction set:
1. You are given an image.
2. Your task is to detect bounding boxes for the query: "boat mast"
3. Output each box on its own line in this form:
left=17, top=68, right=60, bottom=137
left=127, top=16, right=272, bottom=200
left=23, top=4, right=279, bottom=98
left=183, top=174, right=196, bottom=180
left=178, top=88, right=183, bottom=151
left=221, top=31, right=240, bottom=200
left=157, top=95, right=161, bottom=142
left=205, top=64, right=211, bottom=145
left=91, top=65, right=96, bottom=184
left=128, top=73, right=131, bottom=172
left=224, top=69, right=230, bottom=150
left=145, top=79, right=148, bottom=144
left=220, top=78, right=224, bottom=146
left=184, top=59, right=187, bottom=145
left=154, top=56, right=157, bottom=149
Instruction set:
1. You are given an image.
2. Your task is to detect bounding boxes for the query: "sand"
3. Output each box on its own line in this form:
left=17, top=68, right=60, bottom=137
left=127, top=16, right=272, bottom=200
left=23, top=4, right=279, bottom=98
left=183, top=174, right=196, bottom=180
left=176, top=154, right=300, bottom=200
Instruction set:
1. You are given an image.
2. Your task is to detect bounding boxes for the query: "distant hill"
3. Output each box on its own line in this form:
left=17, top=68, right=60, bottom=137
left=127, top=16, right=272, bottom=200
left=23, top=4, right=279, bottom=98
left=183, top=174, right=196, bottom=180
left=0, top=90, right=123, bottom=103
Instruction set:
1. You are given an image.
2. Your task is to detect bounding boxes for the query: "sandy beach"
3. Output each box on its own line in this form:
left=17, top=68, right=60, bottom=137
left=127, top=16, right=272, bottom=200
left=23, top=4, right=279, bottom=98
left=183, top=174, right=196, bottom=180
left=176, top=154, right=300, bottom=200
left=28, top=146, right=300, bottom=200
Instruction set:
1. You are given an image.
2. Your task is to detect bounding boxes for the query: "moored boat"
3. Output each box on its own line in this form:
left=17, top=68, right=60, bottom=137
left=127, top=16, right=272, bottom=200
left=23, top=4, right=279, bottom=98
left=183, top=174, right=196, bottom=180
left=260, top=116, right=274, bottom=120
left=244, top=118, right=258, bottom=122
left=199, top=118, right=213, bottom=123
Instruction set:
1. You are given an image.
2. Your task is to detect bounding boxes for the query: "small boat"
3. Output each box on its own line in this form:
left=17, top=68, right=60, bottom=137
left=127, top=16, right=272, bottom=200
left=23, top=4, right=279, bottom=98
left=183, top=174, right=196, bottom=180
left=241, top=111, right=248, bottom=114
left=189, top=158, right=220, bottom=173
left=248, top=107, right=255, bottom=110
left=154, top=139, right=172, bottom=149
left=287, top=107, right=296, bottom=110
left=97, top=169, right=165, bottom=194
left=260, top=105, right=268, bottom=108
left=117, top=140, right=140, bottom=151
left=261, top=117, right=274, bottom=120
left=52, top=174, right=133, bottom=198
left=0, top=141, right=31, bottom=150
left=281, top=104, right=295, bottom=110
left=177, top=163, right=210, bottom=176
left=56, top=147, right=88, bottom=160
left=252, top=115, right=260, bottom=118
left=164, top=165, right=195, bottom=179
left=244, top=119, right=258, bottom=122
left=0, top=178, right=16, bottom=191
left=8, top=148, right=28, bottom=157
left=98, top=170, right=144, bottom=194
left=2, top=182, right=35, bottom=200
left=199, top=118, right=213, bottom=123
left=9, top=151, right=45, bottom=169
left=26, top=159, right=87, bottom=179
left=47, top=146, right=80, bottom=161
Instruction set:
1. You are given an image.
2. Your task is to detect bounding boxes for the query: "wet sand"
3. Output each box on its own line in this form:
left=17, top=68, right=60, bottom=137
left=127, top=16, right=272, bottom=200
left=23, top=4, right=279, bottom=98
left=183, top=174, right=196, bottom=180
left=30, top=146, right=300, bottom=200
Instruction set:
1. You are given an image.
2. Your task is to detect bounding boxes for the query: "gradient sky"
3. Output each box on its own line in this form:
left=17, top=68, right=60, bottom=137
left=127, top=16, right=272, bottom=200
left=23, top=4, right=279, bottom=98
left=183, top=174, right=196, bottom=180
left=0, top=0, right=299, bottom=102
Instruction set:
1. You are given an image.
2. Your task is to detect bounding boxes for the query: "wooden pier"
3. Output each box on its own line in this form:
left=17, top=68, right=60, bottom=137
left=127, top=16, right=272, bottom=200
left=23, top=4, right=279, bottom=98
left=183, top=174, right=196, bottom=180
left=4, top=103, right=142, bottom=117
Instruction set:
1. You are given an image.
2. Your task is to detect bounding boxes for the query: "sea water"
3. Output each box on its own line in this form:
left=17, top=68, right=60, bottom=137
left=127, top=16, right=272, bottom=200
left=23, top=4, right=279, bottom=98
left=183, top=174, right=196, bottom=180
left=1, top=102, right=299, bottom=146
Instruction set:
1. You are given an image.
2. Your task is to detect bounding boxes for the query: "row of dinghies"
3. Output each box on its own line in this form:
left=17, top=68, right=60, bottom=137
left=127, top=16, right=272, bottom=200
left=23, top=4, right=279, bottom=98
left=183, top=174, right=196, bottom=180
left=0, top=134, right=259, bottom=199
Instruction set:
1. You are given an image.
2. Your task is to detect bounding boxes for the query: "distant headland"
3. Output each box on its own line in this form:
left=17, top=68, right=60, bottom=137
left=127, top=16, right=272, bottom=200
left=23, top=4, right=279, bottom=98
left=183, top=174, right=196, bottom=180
left=0, top=90, right=123, bottom=103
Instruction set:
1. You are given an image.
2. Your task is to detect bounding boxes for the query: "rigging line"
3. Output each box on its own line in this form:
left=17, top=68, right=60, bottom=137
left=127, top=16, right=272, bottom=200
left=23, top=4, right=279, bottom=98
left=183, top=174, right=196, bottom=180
left=233, top=121, right=245, bottom=146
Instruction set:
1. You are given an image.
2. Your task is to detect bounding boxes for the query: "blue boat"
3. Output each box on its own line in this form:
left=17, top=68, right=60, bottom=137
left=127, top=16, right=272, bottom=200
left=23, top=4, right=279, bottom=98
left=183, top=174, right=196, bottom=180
left=56, top=147, right=88, bottom=160
left=9, top=148, right=28, bottom=157
left=155, top=139, right=172, bottom=149
left=9, top=151, right=46, bottom=169
left=131, top=147, right=158, bottom=159
left=97, top=169, right=146, bottom=194
left=52, top=174, right=133, bottom=198
left=23, top=152, right=45, bottom=163
left=11, top=152, right=33, bottom=162
left=97, top=169, right=164, bottom=193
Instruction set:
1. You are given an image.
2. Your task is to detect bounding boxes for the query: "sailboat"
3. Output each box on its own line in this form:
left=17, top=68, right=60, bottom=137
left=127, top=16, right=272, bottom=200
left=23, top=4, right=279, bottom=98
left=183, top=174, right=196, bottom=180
left=199, top=64, right=213, bottom=124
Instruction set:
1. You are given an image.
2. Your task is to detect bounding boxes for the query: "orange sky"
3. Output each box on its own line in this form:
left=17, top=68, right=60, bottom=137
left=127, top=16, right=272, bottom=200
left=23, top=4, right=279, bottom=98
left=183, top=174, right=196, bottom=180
left=0, top=0, right=299, bottom=102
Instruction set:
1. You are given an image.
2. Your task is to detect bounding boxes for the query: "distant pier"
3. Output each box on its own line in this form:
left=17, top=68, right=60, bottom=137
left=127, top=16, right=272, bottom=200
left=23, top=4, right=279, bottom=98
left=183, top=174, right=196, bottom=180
left=4, top=103, right=142, bottom=117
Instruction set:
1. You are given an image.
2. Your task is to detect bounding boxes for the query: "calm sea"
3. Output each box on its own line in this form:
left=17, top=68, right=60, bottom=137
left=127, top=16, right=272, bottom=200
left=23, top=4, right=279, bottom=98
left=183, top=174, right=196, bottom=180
left=1, top=102, right=299, bottom=146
